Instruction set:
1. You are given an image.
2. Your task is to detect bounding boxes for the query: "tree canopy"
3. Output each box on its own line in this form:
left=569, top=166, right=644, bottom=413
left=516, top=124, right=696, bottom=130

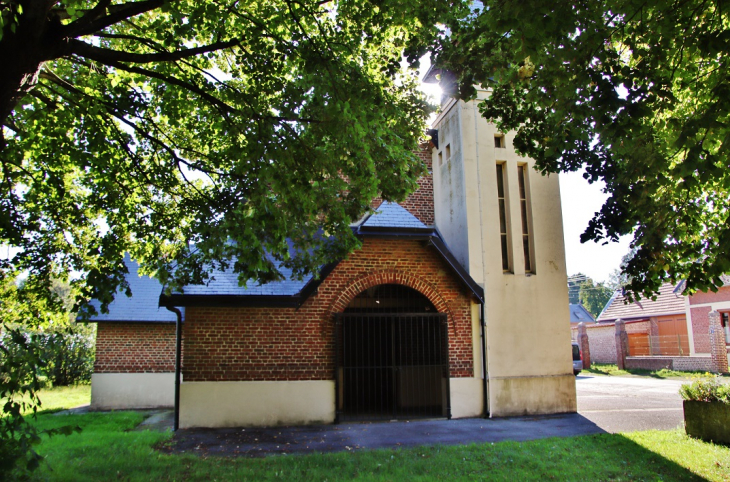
left=0, top=0, right=452, bottom=310
left=434, top=0, right=730, bottom=299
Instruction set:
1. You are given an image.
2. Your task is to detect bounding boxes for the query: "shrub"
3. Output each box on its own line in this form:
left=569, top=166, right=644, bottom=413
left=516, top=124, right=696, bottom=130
left=679, top=377, right=730, bottom=404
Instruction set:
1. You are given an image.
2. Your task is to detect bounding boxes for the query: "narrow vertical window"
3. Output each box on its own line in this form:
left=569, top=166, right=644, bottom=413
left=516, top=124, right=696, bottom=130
left=722, top=312, right=730, bottom=344
left=496, top=163, right=510, bottom=271
left=517, top=164, right=533, bottom=273
left=494, top=135, right=505, bottom=148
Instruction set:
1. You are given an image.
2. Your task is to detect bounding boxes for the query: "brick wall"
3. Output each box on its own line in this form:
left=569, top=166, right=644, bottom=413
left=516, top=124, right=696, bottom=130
left=95, top=322, right=176, bottom=373
left=183, top=237, right=474, bottom=382
left=689, top=285, right=730, bottom=305
left=372, top=143, right=434, bottom=225
left=582, top=324, right=616, bottom=363
left=691, top=306, right=712, bottom=353
left=625, top=355, right=714, bottom=372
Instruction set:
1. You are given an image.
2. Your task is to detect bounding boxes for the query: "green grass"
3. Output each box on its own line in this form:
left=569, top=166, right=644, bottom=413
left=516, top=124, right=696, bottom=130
left=583, top=363, right=723, bottom=379
left=4, top=384, right=92, bottom=416
left=34, top=385, right=91, bottom=414
left=16, top=411, right=730, bottom=481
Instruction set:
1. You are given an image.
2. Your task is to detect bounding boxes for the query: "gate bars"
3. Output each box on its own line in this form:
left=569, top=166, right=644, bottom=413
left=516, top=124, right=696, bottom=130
left=334, top=313, right=451, bottom=422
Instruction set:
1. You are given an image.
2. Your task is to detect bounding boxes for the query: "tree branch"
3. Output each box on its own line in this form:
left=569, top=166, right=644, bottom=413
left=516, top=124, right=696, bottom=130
left=66, top=38, right=241, bottom=64
left=62, top=0, right=165, bottom=38
left=58, top=0, right=112, bottom=30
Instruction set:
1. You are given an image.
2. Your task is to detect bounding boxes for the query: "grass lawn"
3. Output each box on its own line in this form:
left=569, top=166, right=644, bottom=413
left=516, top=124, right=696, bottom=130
left=582, top=363, right=724, bottom=380
left=6, top=384, right=92, bottom=416
left=16, top=411, right=730, bottom=481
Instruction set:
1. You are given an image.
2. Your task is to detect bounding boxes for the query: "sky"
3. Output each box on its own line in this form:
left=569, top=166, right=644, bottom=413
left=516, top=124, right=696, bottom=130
left=419, top=79, right=632, bottom=284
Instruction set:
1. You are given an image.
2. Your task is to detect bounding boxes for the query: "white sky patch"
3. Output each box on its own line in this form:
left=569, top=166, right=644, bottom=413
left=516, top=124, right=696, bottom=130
left=559, top=169, right=632, bottom=282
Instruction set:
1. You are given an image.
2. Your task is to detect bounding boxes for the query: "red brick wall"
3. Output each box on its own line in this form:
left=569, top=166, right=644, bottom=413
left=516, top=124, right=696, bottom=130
left=183, top=238, right=474, bottom=382
left=95, top=322, right=176, bottom=373
left=690, top=306, right=712, bottom=353
left=372, top=143, right=435, bottom=225
left=689, top=286, right=730, bottom=305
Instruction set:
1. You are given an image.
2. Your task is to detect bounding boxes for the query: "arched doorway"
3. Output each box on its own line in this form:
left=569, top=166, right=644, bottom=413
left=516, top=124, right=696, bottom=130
left=334, top=284, right=451, bottom=421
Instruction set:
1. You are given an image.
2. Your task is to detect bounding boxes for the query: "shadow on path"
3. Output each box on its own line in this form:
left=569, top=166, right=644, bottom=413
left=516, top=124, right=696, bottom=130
left=158, top=413, right=605, bottom=458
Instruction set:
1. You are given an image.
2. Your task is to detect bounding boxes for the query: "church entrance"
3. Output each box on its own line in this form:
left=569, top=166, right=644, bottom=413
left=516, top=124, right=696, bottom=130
left=335, top=284, right=450, bottom=422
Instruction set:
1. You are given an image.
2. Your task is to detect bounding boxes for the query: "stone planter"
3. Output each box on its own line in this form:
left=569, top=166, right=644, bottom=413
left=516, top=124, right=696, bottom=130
left=683, top=400, right=730, bottom=444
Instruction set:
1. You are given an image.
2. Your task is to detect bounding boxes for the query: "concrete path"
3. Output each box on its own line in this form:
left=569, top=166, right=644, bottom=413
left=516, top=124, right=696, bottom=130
left=576, top=374, right=686, bottom=432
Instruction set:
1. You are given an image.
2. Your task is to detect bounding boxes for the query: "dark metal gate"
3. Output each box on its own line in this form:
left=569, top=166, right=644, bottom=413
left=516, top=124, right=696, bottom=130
left=335, top=312, right=451, bottom=422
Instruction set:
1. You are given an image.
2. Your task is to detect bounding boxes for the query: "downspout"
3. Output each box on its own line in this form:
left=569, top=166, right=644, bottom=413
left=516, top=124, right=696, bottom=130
left=165, top=305, right=183, bottom=431
left=480, top=301, right=489, bottom=418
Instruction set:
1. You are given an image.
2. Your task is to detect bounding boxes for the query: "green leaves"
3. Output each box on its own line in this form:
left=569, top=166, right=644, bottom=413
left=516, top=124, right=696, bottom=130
left=435, top=0, right=730, bottom=299
left=0, top=0, right=453, bottom=311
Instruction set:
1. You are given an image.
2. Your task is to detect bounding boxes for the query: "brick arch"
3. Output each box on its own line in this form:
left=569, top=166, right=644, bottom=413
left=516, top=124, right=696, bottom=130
left=327, top=269, right=454, bottom=320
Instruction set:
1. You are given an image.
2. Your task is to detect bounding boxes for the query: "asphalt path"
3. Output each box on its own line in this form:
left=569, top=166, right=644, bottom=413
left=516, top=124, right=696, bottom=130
left=157, top=375, right=691, bottom=457
left=576, top=374, right=686, bottom=432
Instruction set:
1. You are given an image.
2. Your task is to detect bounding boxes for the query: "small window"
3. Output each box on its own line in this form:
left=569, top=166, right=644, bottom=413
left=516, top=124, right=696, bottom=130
left=722, top=312, right=730, bottom=345
left=496, top=163, right=510, bottom=272
left=494, top=135, right=505, bottom=148
left=445, top=144, right=451, bottom=160
left=438, top=151, right=443, bottom=166
left=517, top=164, right=533, bottom=273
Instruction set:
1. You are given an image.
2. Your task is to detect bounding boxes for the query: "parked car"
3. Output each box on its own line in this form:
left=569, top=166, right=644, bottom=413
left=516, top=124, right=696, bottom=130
left=572, top=342, right=583, bottom=376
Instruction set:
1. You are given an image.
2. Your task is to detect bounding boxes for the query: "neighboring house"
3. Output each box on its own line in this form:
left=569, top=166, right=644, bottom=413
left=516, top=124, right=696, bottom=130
left=569, top=304, right=594, bottom=327
left=686, top=275, right=730, bottom=354
left=597, top=283, right=689, bottom=356
left=84, top=93, right=577, bottom=428
left=575, top=279, right=730, bottom=368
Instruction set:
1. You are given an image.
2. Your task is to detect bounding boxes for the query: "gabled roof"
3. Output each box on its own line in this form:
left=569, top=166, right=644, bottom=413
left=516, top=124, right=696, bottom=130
left=79, top=256, right=180, bottom=323
left=361, top=201, right=428, bottom=229
left=84, top=202, right=484, bottom=321
left=569, top=304, right=595, bottom=324
left=596, top=282, right=685, bottom=322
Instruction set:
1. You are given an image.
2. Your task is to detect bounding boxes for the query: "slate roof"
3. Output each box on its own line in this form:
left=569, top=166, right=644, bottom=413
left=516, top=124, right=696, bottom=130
left=569, top=304, right=595, bottom=324
left=81, top=256, right=180, bottom=323
left=360, top=201, right=428, bottom=229
left=85, top=201, right=484, bottom=317
left=596, top=282, right=685, bottom=322
left=179, top=262, right=311, bottom=297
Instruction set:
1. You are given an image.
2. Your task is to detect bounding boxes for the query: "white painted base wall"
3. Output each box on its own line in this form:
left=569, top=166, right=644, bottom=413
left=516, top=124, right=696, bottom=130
left=91, top=373, right=174, bottom=409
left=180, top=380, right=336, bottom=428
left=180, top=377, right=484, bottom=428
left=450, top=377, right=484, bottom=418
left=487, top=374, right=577, bottom=417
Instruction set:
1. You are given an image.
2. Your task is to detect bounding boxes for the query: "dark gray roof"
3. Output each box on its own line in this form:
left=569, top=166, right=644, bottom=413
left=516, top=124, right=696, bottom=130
left=360, top=201, right=428, bottom=229
left=179, top=262, right=312, bottom=297
left=569, top=304, right=595, bottom=324
left=83, top=256, right=180, bottom=323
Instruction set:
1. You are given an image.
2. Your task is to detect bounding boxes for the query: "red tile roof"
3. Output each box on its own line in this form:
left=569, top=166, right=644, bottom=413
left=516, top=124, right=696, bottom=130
left=597, top=282, right=685, bottom=322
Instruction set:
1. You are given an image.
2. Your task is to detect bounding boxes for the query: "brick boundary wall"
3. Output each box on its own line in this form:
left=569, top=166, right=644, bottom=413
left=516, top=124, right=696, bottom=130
left=624, top=356, right=714, bottom=372
left=95, top=322, right=176, bottom=373
left=571, top=323, right=617, bottom=363
left=183, top=238, right=475, bottom=382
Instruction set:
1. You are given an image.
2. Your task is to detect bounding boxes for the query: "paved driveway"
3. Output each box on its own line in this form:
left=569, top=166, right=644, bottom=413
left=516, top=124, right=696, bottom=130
left=576, top=374, right=686, bottom=432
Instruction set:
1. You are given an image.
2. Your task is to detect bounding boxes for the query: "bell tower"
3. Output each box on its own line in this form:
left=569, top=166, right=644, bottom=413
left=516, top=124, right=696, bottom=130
left=430, top=91, right=577, bottom=416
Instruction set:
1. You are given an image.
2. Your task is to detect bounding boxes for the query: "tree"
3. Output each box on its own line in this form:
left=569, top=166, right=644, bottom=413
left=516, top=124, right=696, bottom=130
left=0, top=0, right=458, bottom=472
left=0, top=0, right=455, bottom=310
left=0, top=274, right=81, bottom=474
left=434, top=0, right=730, bottom=300
left=578, top=279, right=614, bottom=318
